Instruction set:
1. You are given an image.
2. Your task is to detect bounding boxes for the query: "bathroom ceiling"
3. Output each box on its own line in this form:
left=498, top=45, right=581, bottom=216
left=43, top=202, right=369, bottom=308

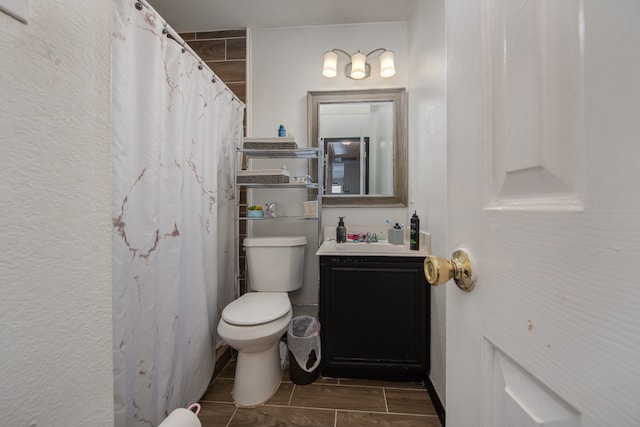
left=147, top=0, right=414, bottom=32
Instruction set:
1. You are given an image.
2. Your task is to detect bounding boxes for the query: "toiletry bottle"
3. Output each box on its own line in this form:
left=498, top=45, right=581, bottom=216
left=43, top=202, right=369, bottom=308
left=410, top=211, right=420, bottom=250
left=336, top=217, right=347, bottom=243
left=278, top=124, right=286, bottom=137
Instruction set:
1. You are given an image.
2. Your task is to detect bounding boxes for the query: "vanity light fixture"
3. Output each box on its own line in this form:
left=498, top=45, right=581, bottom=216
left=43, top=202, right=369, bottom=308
left=322, top=48, right=395, bottom=80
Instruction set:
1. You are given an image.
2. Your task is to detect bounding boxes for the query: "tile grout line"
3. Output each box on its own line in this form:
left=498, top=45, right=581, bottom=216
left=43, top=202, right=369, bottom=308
left=265, top=401, right=434, bottom=417
left=296, top=380, right=426, bottom=391
left=224, top=405, right=238, bottom=427
left=287, top=383, right=296, bottom=407
left=383, top=387, right=390, bottom=414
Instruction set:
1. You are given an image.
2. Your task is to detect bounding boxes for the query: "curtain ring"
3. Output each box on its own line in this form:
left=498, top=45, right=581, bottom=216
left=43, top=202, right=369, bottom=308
left=135, top=2, right=142, bottom=10
left=162, top=28, right=168, bottom=35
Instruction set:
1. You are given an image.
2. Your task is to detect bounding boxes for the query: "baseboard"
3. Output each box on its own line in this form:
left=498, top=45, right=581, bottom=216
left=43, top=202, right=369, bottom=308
left=213, top=345, right=233, bottom=381
left=424, top=375, right=446, bottom=426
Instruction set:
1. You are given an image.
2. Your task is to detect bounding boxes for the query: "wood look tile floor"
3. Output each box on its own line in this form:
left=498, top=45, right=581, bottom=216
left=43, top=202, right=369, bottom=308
left=197, top=357, right=442, bottom=427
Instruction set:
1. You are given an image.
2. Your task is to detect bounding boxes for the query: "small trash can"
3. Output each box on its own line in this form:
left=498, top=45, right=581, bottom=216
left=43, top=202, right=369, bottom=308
left=287, top=316, right=321, bottom=385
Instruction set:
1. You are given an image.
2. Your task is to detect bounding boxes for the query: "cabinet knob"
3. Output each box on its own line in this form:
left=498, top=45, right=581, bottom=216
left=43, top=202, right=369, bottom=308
left=424, top=249, right=476, bottom=292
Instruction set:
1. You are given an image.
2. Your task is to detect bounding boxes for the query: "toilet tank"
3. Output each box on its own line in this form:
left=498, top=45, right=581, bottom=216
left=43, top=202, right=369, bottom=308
left=244, top=236, right=307, bottom=292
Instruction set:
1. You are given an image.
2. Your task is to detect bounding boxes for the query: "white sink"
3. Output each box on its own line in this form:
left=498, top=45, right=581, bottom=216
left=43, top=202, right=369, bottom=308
left=316, top=240, right=427, bottom=257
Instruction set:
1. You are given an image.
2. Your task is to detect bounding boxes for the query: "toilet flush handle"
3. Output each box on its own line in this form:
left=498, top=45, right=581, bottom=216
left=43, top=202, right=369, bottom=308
left=424, top=249, right=476, bottom=292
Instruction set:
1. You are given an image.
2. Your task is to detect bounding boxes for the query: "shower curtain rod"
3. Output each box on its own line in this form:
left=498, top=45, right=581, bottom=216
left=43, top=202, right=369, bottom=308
left=136, top=0, right=245, bottom=108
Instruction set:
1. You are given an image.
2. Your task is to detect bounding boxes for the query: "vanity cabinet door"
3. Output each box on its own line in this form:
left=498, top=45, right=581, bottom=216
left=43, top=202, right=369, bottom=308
left=319, top=256, right=429, bottom=381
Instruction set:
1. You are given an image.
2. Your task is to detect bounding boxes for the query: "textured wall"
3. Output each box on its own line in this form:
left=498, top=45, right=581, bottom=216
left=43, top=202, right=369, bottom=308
left=0, top=1, right=113, bottom=425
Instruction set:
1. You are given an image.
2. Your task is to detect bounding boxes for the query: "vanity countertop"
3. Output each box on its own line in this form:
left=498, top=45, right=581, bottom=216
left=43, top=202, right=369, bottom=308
left=316, top=239, right=429, bottom=257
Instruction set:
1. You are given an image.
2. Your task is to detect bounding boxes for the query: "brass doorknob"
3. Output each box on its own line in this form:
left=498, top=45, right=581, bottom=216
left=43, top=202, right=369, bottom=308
left=424, top=249, right=476, bottom=292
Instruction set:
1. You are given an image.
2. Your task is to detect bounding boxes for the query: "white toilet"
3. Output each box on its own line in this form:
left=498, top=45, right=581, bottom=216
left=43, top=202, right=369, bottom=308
left=217, top=236, right=306, bottom=407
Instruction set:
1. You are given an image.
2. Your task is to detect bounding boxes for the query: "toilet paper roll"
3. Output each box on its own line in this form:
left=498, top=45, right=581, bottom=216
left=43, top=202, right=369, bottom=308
left=158, top=408, right=202, bottom=427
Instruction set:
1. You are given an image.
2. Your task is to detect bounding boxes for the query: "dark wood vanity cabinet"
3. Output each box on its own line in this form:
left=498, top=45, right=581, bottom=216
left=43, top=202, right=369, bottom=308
left=319, top=255, right=429, bottom=381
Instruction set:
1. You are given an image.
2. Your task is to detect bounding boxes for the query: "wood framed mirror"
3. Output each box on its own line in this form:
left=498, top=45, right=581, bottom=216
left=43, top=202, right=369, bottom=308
left=308, top=88, right=407, bottom=207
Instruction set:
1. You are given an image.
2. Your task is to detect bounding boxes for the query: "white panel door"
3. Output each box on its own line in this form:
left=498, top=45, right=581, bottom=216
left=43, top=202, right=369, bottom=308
left=446, top=1, right=640, bottom=426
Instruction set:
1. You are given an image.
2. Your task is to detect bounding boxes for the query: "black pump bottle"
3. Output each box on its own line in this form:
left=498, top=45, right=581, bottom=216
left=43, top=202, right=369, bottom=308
left=410, top=211, right=420, bottom=250
left=336, top=217, right=347, bottom=243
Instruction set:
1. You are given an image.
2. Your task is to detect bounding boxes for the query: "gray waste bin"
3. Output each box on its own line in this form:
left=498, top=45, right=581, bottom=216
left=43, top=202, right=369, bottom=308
left=287, top=316, right=321, bottom=385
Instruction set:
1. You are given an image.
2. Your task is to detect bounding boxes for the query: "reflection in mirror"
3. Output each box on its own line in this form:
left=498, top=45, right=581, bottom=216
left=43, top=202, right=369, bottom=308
left=308, top=89, right=407, bottom=207
left=323, top=137, right=370, bottom=195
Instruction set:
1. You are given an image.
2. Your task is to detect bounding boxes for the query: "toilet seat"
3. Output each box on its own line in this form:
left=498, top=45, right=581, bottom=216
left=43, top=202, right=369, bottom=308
left=222, top=292, right=290, bottom=326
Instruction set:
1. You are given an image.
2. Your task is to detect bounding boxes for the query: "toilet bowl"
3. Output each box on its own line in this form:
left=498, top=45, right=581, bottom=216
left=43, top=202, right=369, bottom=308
left=217, top=236, right=306, bottom=407
left=217, top=292, right=292, bottom=407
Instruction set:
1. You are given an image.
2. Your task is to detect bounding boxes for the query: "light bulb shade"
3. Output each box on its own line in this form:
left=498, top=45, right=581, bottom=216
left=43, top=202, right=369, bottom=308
left=379, top=50, right=396, bottom=78
left=350, top=52, right=367, bottom=79
left=322, top=51, right=338, bottom=78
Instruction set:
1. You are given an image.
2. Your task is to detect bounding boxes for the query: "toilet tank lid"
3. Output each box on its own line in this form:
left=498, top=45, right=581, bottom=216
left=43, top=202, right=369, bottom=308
left=244, top=236, right=307, bottom=247
left=222, top=292, right=291, bottom=326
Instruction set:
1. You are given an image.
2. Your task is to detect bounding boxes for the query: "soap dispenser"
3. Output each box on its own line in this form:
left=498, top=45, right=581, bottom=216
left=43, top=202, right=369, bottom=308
left=336, top=217, right=347, bottom=243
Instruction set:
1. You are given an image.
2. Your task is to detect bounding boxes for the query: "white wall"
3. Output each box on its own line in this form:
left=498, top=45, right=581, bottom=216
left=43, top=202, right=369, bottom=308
left=0, top=1, right=113, bottom=425
left=249, top=22, right=409, bottom=305
left=408, top=0, right=447, bottom=406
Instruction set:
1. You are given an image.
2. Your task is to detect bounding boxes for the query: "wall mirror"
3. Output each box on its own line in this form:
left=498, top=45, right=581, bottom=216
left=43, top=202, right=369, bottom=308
left=308, top=88, right=407, bottom=207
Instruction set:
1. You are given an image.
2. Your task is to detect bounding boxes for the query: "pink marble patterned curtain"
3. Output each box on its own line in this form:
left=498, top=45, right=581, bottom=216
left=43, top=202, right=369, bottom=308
left=111, top=1, right=243, bottom=425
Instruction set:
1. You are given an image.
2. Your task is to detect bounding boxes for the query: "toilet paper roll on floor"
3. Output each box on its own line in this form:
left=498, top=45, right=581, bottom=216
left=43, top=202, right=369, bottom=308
left=158, top=404, right=202, bottom=427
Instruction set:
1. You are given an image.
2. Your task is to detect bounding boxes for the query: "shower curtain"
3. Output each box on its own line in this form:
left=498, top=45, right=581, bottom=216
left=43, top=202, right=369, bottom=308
left=111, top=0, right=244, bottom=425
